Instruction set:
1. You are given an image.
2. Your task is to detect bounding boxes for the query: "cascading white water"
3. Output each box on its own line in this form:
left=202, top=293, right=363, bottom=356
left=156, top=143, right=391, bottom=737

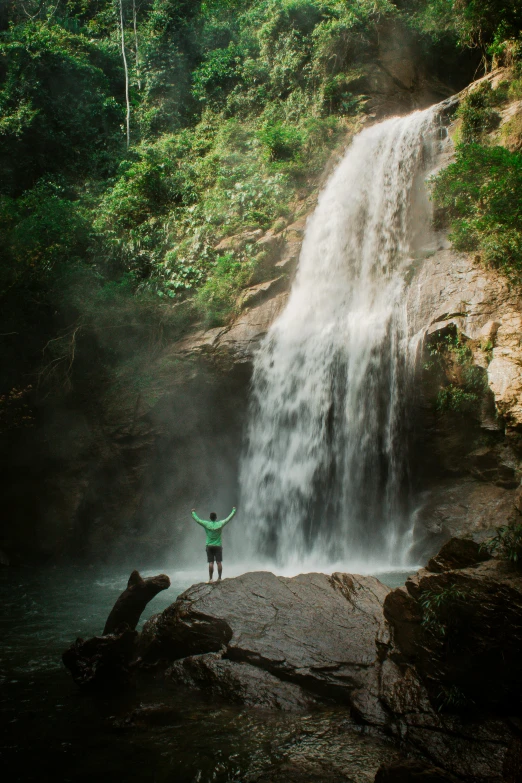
left=239, top=107, right=440, bottom=571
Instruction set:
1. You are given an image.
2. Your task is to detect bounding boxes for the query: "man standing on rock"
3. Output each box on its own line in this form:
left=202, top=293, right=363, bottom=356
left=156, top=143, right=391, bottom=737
left=191, top=507, right=236, bottom=582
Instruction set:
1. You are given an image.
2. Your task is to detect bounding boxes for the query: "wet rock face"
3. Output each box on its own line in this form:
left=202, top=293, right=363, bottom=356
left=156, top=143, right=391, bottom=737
left=410, top=477, right=520, bottom=563
left=249, top=761, right=354, bottom=783
left=374, top=759, right=457, bottom=783
left=141, top=570, right=391, bottom=720
left=380, top=551, right=522, bottom=781
left=167, top=652, right=319, bottom=710
left=384, top=558, right=522, bottom=711
left=426, top=536, right=491, bottom=573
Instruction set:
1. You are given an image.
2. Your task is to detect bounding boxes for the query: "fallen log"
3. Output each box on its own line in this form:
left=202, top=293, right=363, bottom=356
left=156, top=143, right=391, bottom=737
left=63, top=569, right=170, bottom=689
left=62, top=628, right=138, bottom=689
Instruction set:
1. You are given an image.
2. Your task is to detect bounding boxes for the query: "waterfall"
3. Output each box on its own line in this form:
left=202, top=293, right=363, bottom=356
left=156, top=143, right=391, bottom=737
left=239, top=108, right=439, bottom=571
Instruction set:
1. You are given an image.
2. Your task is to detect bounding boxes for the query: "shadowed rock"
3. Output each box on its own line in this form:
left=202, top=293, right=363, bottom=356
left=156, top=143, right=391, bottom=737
left=374, top=759, right=458, bottom=783
left=250, top=761, right=353, bottom=783
left=381, top=550, right=522, bottom=780
left=137, top=553, right=522, bottom=780
left=426, top=537, right=490, bottom=573
left=384, top=558, right=522, bottom=710
left=167, top=651, right=320, bottom=711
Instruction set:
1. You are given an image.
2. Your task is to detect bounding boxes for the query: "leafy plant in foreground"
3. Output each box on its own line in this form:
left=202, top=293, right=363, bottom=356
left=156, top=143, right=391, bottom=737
left=420, top=583, right=470, bottom=637
left=482, top=522, right=522, bottom=567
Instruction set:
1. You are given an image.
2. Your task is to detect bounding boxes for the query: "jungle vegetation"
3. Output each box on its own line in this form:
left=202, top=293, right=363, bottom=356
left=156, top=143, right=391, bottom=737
left=1, top=0, right=521, bottom=420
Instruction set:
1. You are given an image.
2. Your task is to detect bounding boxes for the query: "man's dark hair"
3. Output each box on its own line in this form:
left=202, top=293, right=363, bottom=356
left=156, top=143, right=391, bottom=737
left=210, top=512, right=217, bottom=521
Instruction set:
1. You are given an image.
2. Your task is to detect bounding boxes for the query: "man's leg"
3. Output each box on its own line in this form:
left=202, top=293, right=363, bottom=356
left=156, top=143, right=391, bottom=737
left=208, top=561, right=214, bottom=581
left=217, top=562, right=222, bottom=580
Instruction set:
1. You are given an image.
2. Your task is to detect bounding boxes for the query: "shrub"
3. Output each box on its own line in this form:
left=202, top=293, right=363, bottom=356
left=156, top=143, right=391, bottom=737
left=483, top=522, right=522, bottom=567
left=431, top=143, right=522, bottom=284
left=420, top=583, right=469, bottom=637
left=258, top=121, right=303, bottom=162
left=456, top=84, right=500, bottom=144
left=192, top=43, right=242, bottom=105
left=427, top=332, right=487, bottom=415
left=436, top=684, right=473, bottom=713
left=436, top=384, right=480, bottom=414
left=196, top=251, right=252, bottom=327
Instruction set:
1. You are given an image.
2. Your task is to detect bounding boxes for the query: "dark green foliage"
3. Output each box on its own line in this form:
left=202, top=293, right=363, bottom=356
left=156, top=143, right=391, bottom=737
left=432, top=143, right=522, bottom=282
left=405, top=0, right=522, bottom=51
left=258, top=122, right=303, bottom=161
left=1, top=0, right=519, bottom=405
left=436, top=384, right=481, bottom=414
left=427, top=332, right=487, bottom=415
left=192, top=43, right=241, bottom=105
left=0, top=21, right=124, bottom=196
left=0, top=181, right=91, bottom=289
left=436, top=683, right=473, bottom=712
left=483, top=522, right=522, bottom=567
left=420, top=583, right=470, bottom=636
left=196, top=251, right=252, bottom=327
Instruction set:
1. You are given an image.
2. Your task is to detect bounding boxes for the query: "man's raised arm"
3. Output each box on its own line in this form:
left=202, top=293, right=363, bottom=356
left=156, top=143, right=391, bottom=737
left=220, top=507, right=237, bottom=527
left=191, top=509, right=207, bottom=528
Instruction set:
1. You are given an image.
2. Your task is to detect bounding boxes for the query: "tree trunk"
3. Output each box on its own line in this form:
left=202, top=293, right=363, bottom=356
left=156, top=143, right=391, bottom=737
left=133, top=0, right=141, bottom=91
left=119, top=0, right=131, bottom=148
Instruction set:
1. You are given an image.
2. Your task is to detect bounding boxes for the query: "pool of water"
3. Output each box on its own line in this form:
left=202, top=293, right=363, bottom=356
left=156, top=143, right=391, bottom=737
left=0, top=564, right=413, bottom=782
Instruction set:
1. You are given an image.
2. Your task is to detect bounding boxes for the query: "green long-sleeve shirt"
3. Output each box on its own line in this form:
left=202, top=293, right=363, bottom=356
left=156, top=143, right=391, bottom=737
left=191, top=508, right=236, bottom=546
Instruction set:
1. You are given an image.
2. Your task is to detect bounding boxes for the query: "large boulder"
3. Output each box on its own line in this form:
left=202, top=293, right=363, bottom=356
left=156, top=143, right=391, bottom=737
left=167, top=651, right=319, bottom=710
left=381, top=551, right=522, bottom=781
left=384, top=558, right=522, bottom=710
left=141, top=570, right=391, bottom=722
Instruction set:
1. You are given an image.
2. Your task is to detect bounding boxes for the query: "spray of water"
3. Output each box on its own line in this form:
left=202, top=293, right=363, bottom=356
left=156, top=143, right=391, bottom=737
left=239, top=108, right=440, bottom=572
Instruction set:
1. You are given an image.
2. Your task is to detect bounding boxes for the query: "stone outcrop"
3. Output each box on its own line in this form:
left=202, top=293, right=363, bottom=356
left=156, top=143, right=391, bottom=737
left=408, top=242, right=522, bottom=434
left=404, top=74, right=522, bottom=554
left=141, top=570, right=391, bottom=721
left=426, top=535, right=490, bottom=572
left=167, top=652, right=319, bottom=710
left=384, top=557, right=522, bottom=711
left=410, top=479, right=519, bottom=563
left=171, top=214, right=312, bottom=365
left=380, top=553, right=522, bottom=781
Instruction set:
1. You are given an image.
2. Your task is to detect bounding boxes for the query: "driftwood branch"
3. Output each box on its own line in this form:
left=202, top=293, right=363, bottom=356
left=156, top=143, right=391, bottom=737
left=62, top=570, right=170, bottom=689
left=103, top=570, right=170, bottom=635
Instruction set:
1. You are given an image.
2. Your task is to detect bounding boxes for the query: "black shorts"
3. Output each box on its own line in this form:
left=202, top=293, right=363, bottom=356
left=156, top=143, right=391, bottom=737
left=206, top=545, right=222, bottom=563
